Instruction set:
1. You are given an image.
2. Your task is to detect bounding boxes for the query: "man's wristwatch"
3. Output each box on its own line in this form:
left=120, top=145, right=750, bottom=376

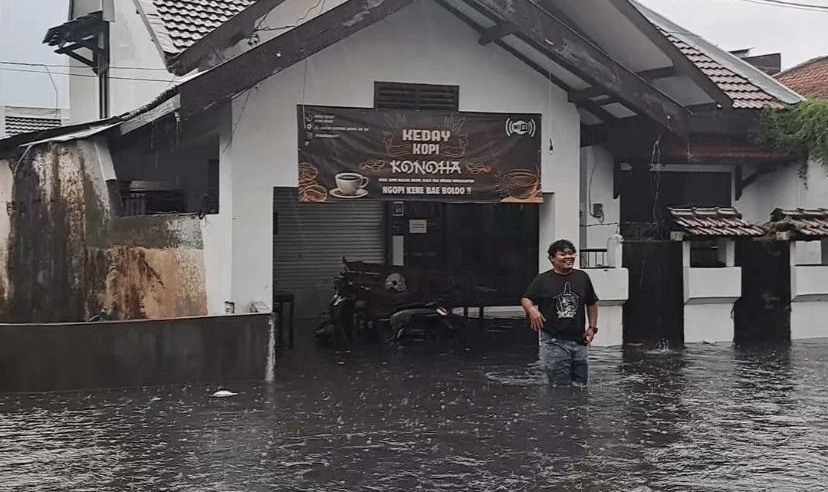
left=587, top=325, right=598, bottom=333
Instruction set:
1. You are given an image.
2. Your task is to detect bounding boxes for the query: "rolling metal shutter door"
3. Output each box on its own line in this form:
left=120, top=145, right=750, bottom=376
left=273, top=187, right=385, bottom=317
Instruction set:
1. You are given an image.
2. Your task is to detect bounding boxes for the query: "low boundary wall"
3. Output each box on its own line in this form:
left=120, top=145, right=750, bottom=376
left=0, top=314, right=271, bottom=392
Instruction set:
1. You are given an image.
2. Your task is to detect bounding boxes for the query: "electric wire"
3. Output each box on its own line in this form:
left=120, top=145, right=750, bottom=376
left=720, top=0, right=828, bottom=11
left=0, top=65, right=176, bottom=83
left=0, top=61, right=171, bottom=71
left=651, top=0, right=828, bottom=12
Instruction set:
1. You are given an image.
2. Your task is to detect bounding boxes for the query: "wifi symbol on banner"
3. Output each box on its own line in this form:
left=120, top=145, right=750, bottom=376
left=505, top=118, right=536, bottom=137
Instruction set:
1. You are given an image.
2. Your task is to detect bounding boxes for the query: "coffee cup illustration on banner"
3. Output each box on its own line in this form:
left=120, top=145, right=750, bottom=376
left=332, top=172, right=369, bottom=198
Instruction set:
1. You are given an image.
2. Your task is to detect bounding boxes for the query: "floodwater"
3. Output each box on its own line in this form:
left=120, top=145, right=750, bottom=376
left=1, top=319, right=827, bottom=492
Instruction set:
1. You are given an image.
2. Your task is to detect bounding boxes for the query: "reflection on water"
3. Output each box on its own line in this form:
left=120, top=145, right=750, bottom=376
left=1, top=320, right=827, bottom=491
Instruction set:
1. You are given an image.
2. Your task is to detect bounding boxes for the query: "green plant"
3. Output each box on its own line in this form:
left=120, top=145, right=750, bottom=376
left=759, top=99, right=828, bottom=161
left=759, top=99, right=828, bottom=187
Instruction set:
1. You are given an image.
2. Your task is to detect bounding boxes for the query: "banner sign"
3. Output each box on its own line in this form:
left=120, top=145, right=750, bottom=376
left=297, top=105, right=541, bottom=203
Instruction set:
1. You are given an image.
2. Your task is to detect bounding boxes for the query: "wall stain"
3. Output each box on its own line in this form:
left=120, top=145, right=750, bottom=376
left=1, top=142, right=207, bottom=322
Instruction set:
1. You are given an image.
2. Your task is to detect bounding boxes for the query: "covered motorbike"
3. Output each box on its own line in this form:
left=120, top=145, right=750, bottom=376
left=314, top=259, right=467, bottom=348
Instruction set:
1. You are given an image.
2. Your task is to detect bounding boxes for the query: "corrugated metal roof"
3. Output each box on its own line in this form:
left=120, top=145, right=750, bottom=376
left=21, top=123, right=119, bottom=147
left=669, top=207, right=766, bottom=237
left=4, top=116, right=62, bottom=137
left=767, top=208, right=828, bottom=239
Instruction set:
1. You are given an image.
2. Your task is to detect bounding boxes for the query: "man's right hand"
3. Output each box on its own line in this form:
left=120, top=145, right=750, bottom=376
left=527, top=306, right=546, bottom=332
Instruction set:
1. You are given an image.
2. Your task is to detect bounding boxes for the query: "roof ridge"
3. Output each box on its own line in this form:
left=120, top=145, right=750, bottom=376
left=775, top=55, right=828, bottom=78
left=631, top=0, right=803, bottom=107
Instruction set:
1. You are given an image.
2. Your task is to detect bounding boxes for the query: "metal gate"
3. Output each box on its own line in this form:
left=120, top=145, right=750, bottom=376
left=622, top=240, right=685, bottom=347
left=734, top=238, right=791, bottom=344
left=273, top=187, right=385, bottom=317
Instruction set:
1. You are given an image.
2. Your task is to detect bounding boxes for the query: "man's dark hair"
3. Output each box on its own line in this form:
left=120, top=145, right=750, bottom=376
left=548, top=239, right=576, bottom=257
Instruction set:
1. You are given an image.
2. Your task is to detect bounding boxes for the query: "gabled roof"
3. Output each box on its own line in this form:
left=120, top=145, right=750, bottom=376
left=632, top=1, right=802, bottom=109
left=129, top=0, right=802, bottom=126
left=766, top=208, right=828, bottom=240
left=174, top=0, right=690, bottom=137
left=661, top=33, right=784, bottom=109
left=669, top=207, right=765, bottom=237
left=133, top=0, right=256, bottom=60
left=774, top=56, right=828, bottom=100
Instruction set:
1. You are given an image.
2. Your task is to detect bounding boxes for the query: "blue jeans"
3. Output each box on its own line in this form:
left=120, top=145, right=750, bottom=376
left=539, top=332, right=588, bottom=386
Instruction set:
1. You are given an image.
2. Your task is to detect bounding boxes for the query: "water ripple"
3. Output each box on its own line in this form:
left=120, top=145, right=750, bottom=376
left=1, top=334, right=827, bottom=491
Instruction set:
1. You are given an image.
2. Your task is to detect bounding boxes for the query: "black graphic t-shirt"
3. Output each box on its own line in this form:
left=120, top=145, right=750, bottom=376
left=523, top=269, right=598, bottom=341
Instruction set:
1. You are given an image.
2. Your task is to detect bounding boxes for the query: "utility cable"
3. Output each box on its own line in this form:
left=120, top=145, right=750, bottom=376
left=0, top=61, right=171, bottom=71
left=0, top=66, right=176, bottom=83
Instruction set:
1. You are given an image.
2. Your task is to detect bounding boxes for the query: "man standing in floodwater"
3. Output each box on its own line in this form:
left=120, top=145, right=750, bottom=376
left=521, top=239, right=598, bottom=386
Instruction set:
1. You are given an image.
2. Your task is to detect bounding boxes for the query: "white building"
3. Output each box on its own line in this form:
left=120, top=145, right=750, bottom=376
left=1, top=0, right=820, bottom=346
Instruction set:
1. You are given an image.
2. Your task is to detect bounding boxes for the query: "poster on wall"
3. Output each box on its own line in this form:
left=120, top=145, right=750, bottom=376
left=297, top=105, right=542, bottom=203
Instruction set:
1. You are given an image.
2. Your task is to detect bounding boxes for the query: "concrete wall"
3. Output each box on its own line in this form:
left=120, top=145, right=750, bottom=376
left=790, top=303, right=828, bottom=340
left=734, top=158, right=828, bottom=225
left=202, top=111, right=234, bottom=316
left=684, top=304, right=734, bottom=344
left=0, top=156, right=12, bottom=307
left=585, top=236, right=627, bottom=346
left=789, top=242, right=828, bottom=340
left=682, top=239, right=741, bottom=343
left=735, top=162, right=828, bottom=341
left=580, top=146, right=620, bottom=250
left=0, top=313, right=270, bottom=392
left=0, top=139, right=207, bottom=322
left=589, top=266, right=628, bottom=347
left=212, top=1, right=580, bottom=313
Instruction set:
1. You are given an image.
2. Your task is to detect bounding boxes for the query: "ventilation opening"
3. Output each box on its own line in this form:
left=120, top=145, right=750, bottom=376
left=374, top=82, right=459, bottom=111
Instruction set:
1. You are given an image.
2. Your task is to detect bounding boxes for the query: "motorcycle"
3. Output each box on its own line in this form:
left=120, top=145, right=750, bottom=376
left=313, top=271, right=362, bottom=349
left=387, top=301, right=465, bottom=345
left=314, top=260, right=467, bottom=349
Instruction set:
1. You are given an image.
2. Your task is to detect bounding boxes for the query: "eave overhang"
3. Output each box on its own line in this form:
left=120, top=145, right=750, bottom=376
left=167, top=0, right=289, bottom=75
left=177, top=0, right=689, bottom=138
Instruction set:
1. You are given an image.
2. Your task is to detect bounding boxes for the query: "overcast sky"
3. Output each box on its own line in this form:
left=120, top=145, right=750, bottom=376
left=636, top=0, right=828, bottom=71
left=2, top=0, right=828, bottom=109
left=0, top=0, right=67, bottom=109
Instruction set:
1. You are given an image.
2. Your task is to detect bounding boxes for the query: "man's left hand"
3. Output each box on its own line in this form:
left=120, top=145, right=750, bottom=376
left=584, top=326, right=597, bottom=346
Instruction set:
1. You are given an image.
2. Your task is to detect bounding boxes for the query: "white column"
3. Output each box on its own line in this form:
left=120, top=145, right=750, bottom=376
left=538, top=192, right=556, bottom=271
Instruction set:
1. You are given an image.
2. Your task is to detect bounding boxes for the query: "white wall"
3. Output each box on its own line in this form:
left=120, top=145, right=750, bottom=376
left=201, top=109, right=234, bottom=315
left=68, top=0, right=104, bottom=123
left=682, top=236, right=741, bottom=343
left=580, top=146, right=620, bottom=250
left=588, top=267, right=628, bottom=347
left=108, top=1, right=177, bottom=117
left=734, top=160, right=828, bottom=341
left=685, top=304, right=734, bottom=343
left=212, top=0, right=581, bottom=312
left=735, top=158, right=828, bottom=225
left=791, top=303, right=828, bottom=340
left=596, top=306, right=623, bottom=347
left=789, top=243, right=828, bottom=339
left=68, top=0, right=178, bottom=123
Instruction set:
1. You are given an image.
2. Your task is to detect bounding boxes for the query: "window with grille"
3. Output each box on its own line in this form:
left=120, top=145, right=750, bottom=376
left=374, top=82, right=459, bottom=111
